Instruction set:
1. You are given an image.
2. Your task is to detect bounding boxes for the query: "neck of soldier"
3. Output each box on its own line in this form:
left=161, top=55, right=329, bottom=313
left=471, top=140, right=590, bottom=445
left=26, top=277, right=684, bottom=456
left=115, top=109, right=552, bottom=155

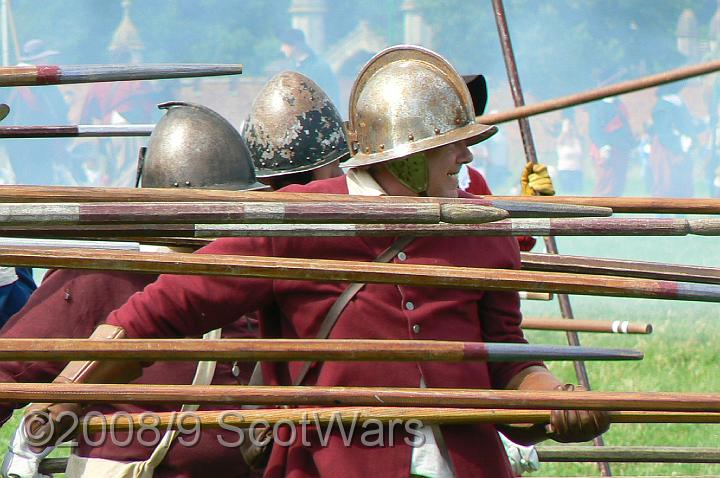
left=370, top=165, right=420, bottom=197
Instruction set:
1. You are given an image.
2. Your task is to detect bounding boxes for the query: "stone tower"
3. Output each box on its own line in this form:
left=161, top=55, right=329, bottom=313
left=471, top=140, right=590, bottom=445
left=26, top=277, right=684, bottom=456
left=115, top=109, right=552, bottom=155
left=401, top=0, right=432, bottom=48
left=108, top=0, right=144, bottom=63
left=676, top=8, right=698, bottom=61
left=289, top=0, right=327, bottom=52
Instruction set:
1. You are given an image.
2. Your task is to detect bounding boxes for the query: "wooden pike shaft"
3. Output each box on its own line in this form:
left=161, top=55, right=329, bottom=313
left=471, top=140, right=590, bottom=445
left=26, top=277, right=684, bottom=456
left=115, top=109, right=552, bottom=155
left=1, top=247, right=718, bottom=302
left=0, top=201, right=508, bottom=225
left=521, top=317, right=652, bottom=334
left=0, top=186, right=613, bottom=218
left=0, top=124, right=154, bottom=137
left=0, top=64, right=243, bottom=87
left=536, top=446, right=720, bottom=463
left=478, top=58, right=720, bottom=125
left=3, top=218, right=718, bottom=240
left=521, top=252, right=720, bottom=285
left=78, top=408, right=720, bottom=433
left=0, top=339, right=641, bottom=362
left=5, top=384, right=720, bottom=410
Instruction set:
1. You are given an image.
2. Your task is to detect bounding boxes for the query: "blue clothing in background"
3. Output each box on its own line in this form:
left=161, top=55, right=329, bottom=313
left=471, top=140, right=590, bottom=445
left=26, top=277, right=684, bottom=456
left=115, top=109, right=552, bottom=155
left=0, top=268, right=36, bottom=326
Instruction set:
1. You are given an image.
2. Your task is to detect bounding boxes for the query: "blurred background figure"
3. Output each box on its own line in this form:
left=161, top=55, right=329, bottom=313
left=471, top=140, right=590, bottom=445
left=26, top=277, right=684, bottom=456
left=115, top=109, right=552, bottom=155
left=555, top=115, right=584, bottom=195
left=279, top=27, right=339, bottom=106
left=588, top=95, right=636, bottom=196
left=3, top=39, right=70, bottom=185
left=646, top=83, right=699, bottom=198
left=0, top=267, right=35, bottom=328
left=73, top=0, right=161, bottom=187
left=707, top=76, right=720, bottom=198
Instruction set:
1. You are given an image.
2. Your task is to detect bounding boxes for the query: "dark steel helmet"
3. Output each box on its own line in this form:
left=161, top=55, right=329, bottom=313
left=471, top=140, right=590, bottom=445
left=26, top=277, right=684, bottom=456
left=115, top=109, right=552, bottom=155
left=241, top=71, right=350, bottom=178
left=140, top=101, right=265, bottom=190
left=344, top=45, right=497, bottom=169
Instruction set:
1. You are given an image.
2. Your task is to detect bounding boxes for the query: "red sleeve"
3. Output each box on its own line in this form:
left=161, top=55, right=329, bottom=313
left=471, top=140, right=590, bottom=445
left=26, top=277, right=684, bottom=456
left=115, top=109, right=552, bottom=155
left=478, top=240, right=543, bottom=389
left=0, top=269, right=156, bottom=424
left=517, top=235, right=537, bottom=251
left=106, top=236, right=276, bottom=339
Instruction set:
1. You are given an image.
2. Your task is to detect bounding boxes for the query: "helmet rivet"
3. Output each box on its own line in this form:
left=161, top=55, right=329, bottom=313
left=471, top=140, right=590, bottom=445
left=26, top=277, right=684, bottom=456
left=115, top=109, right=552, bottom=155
left=378, top=144, right=384, bottom=150
left=408, top=133, right=414, bottom=141
left=173, top=182, right=179, bottom=187
left=359, top=121, right=366, bottom=128
left=185, top=181, right=191, bottom=186
left=364, top=146, right=371, bottom=153
left=455, top=118, right=462, bottom=125
left=434, top=127, right=441, bottom=134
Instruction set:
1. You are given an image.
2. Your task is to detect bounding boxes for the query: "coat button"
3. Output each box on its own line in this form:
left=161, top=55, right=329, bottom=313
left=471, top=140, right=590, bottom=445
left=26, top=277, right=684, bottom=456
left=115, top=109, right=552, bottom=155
left=397, top=251, right=407, bottom=261
left=412, top=324, right=421, bottom=334
left=405, top=301, right=415, bottom=311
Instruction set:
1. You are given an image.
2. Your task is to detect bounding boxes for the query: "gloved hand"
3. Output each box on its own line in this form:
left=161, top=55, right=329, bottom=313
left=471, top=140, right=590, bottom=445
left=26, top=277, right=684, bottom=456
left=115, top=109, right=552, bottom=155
left=546, top=384, right=610, bottom=443
left=20, top=324, right=142, bottom=452
left=499, top=432, right=539, bottom=475
left=520, top=163, right=555, bottom=196
left=22, top=401, right=83, bottom=450
left=1, top=416, right=53, bottom=478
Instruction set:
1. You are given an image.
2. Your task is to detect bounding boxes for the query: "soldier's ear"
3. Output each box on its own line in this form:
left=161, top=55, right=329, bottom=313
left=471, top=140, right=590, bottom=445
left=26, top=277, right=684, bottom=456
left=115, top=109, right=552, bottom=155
left=462, top=75, right=488, bottom=116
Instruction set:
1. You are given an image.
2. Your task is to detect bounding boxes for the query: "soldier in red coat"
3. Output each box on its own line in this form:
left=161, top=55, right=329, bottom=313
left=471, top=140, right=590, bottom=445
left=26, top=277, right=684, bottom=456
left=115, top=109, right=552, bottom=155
left=241, top=70, right=348, bottom=190
left=25, top=46, right=608, bottom=478
left=0, top=103, right=265, bottom=478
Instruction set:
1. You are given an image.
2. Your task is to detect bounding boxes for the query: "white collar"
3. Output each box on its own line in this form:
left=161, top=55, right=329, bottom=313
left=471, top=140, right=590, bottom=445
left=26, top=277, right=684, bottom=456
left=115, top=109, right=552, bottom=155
left=345, top=168, right=387, bottom=196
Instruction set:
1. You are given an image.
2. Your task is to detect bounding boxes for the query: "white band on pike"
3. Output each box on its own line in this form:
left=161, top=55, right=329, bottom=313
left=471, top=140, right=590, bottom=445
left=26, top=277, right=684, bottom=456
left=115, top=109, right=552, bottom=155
left=611, top=320, right=630, bottom=334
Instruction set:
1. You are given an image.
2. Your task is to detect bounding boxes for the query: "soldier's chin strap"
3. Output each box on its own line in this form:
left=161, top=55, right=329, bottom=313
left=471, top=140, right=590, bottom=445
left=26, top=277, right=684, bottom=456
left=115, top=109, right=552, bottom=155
left=22, top=324, right=144, bottom=451
left=385, top=152, right=429, bottom=195
left=134, top=146, right=147, bottom=188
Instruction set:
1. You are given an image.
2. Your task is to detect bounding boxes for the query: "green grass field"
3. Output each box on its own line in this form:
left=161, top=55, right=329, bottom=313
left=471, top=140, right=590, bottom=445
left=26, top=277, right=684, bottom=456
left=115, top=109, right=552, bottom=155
left=0, top=232, right=717, bottom=476
left=522, top=232, right=720, bottom=476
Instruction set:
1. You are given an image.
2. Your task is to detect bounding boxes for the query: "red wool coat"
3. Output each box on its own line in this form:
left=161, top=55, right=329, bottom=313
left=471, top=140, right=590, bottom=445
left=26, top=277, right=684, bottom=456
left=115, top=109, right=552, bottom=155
left=106, top=175, right=541, bottom=478
left=0, top=269, right=256, bottom=478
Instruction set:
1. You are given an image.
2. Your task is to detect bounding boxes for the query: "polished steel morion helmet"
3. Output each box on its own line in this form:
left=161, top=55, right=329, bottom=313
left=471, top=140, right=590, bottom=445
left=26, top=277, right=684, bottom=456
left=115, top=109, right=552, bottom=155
left=140, top=101, right=265, bottom=190
left=343, top=45, right=497, bottom=169
left=241, top=71, right=350, bottom=178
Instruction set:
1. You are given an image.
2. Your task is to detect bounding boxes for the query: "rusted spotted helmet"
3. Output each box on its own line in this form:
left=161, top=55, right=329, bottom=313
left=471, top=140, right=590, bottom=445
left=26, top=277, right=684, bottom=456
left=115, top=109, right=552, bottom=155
left=141, top=101, right=265, bottom=190
left=241, top=71, right=349, bottom=178
left=343, top=45, right=497, bottom=169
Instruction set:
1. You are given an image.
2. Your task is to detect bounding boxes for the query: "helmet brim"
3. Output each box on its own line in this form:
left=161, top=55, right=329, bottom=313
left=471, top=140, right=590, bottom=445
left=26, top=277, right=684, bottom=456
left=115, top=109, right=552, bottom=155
left=343, top=122, right=497, bottom=169
left=198, top=180, right=269, bottom=191
left=255, top=150, right=350, bottom=178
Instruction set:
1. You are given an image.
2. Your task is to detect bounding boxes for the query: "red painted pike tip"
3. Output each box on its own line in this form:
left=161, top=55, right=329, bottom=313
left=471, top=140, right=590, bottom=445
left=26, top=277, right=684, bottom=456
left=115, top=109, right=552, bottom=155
left=35, top=65, right=61, bottom=85
left=463, top=343, right=489, bottom=360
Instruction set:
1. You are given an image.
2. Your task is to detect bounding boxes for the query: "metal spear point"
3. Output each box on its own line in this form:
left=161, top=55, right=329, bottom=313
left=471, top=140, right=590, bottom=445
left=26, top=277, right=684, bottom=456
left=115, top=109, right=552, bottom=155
left=0, top=64, right=243, bottom=87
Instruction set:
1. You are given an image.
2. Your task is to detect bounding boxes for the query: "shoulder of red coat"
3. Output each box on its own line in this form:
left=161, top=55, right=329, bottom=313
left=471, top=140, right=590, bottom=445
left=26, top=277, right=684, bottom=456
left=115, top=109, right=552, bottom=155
left=277, top=175, right=348, bottom=194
